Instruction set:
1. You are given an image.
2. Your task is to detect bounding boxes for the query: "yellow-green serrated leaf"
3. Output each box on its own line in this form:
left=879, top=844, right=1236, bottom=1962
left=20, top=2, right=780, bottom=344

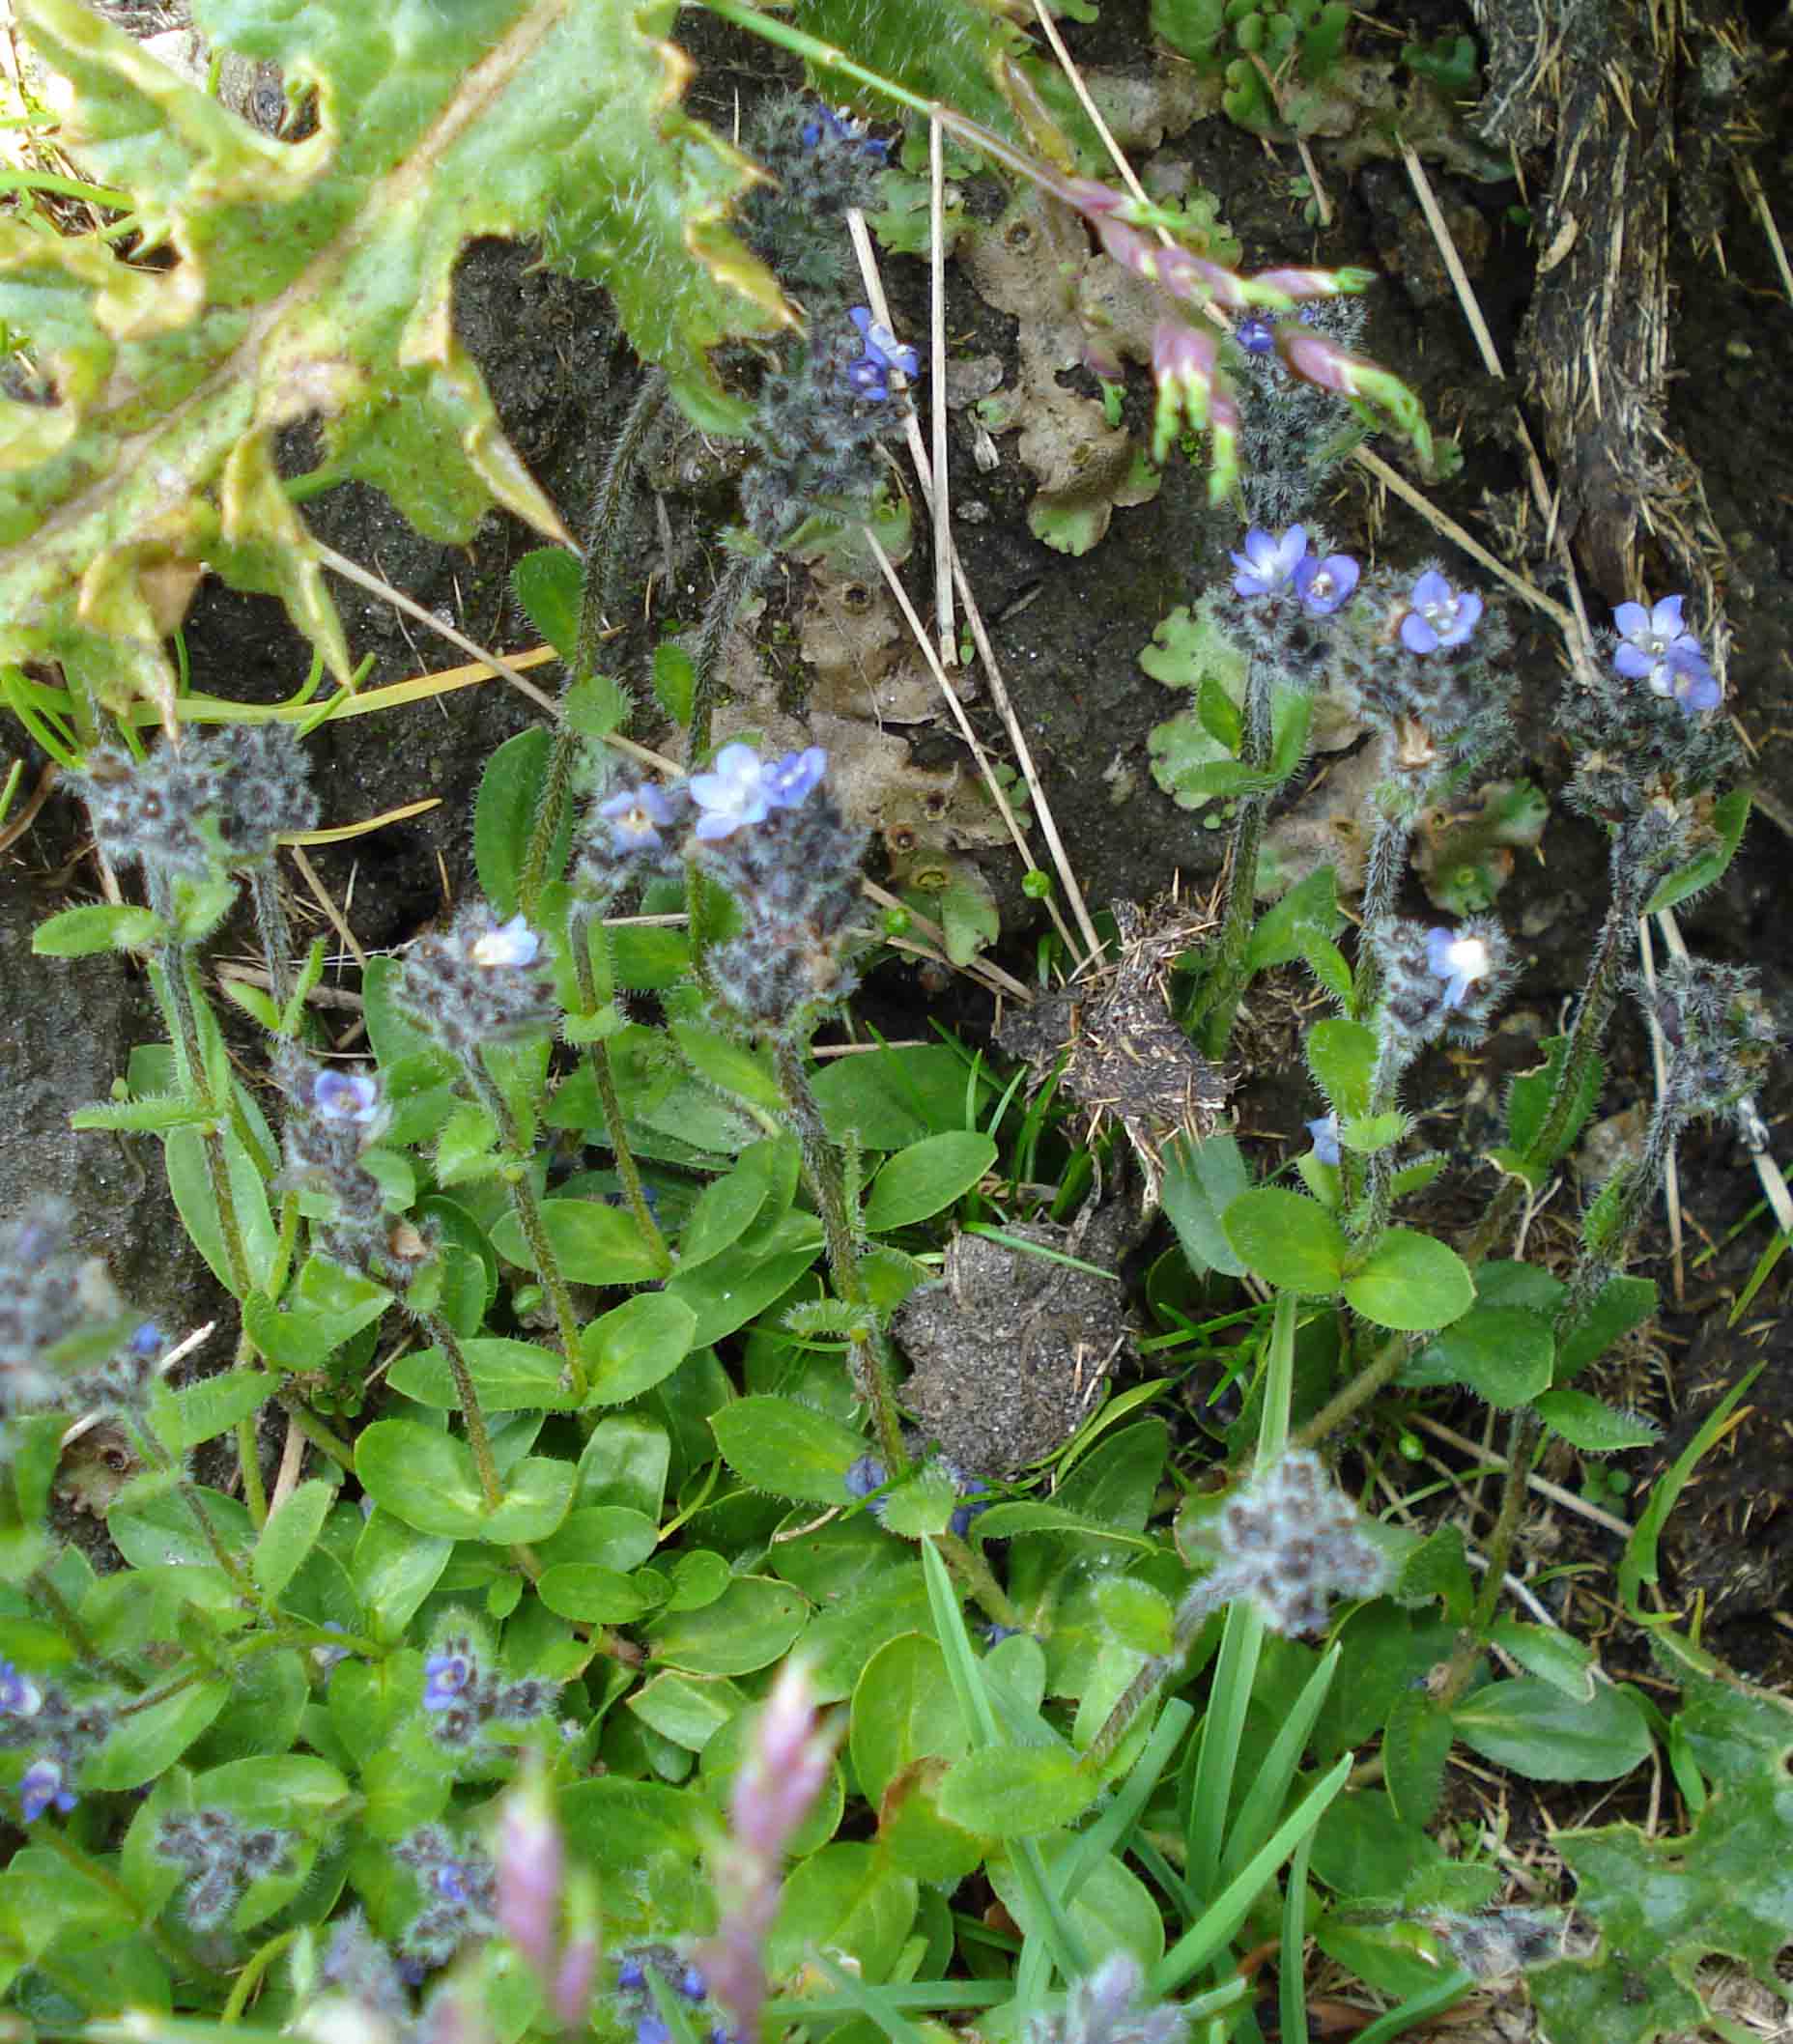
left=3, top=0, right=789, bottom=710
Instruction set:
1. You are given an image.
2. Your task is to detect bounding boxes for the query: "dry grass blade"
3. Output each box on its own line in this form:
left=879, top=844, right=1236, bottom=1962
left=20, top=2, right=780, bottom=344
left=1401, top=143, right=1503, bottom=379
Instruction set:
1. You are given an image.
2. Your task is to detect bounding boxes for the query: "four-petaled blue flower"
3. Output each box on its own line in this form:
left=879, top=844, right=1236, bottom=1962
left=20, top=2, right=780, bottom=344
left=1307, top=1114, right=1341, bottom=1167
left=436, top=1862, right=470, bottom=1903
left=1399, top=571, right=1482, bottom=653
left=845, top=308, right=921, bottom=403
left=1235, top=316, right=1276, bottom=355
left=0, top=1661, right=42, bottom=1717
left=678, top=1966, right=708, bottom=2002
left=1294, top=553, right=1360, bottom=616
left=689, top=744, right=772, bottom=841
left=128, top=1321, right=164, bottom=1359
left=599, top=782, right=674, bottom=853
left=1611, top=594, right=1718, bottom=713
left=19, top=1758, right=74, bottom=1823
left=313, top=1068, right=382, bottom=1125
left=1425, top=926, right=1493, bottom=1009
left=842, top=1453, right=888, bottom=1501
left=422, top=1649, right=472, bottom=1711
left=1231, top=525, right=1309, bottom=598
left=763, top=747, right=827, bottom=810
left=616, top=1958, right=647, bottom=1992
left=469, top=913, right=541, bottom=970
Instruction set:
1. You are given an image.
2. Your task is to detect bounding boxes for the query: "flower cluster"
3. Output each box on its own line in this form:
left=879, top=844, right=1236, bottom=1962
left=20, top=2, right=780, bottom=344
left=1193, top=1451, right=1388, bottom=1636
left=843, top=307, right=920, bottom=404
left=392, top=1825, right=498, bottom=1973
left=71, top=725, right=317, bottom=884
left=0, top=1200, right=130, bottom=1425
left=693, top=749, right=868, bottom=1036
left=0, top=1670, right=114, bottom=1822
left=419, top=1630, right=557, bottom=1757
left=1612, top=593, right=1718, bottom=714
left=277, top=1050, right=416, bottom=1284
left=614, top=1951, right=738, bottom=2044
left=1368, top=915, right=1515, bottom=1051
left=394, top=904, right=556, bottom=1069
left=1642, top=957, right=1778, bottom=1129
left=155, top=1807, right=295, bottom=1931
left=1231, top=298, right=1371, bottom=526
left=736, top=95, right=890, bottom=300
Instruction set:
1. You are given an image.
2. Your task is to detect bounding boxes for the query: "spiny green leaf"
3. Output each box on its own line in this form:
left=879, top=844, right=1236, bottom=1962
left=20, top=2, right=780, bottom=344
left=3, top=0, right=788, bottom=711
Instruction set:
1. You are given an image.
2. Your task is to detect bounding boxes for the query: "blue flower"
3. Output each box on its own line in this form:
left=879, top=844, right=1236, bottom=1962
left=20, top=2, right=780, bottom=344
left=637, top=2020, right=671, bottom=2044
left=678, top=1965, right=707, bottom=2001
left=0, top=1661, right=41, bottom=1717
left=689, top=744, right=771, bottom=841
left=469, top=913, right=541, bottom=969
left=19, top=1757, right=74, bottom=1823
left=599, top=782, right=674, bottom=853
left=1425, top=926, right=1494, bottom=1009
left=616, top=1957, right=647, bottom=1992
left=127, top=1321, right=164, bottom=1359
left=845, top=307, right=920, bottom=403
left=436, top=1862, right=470, bottom=1903
left=1399, top=570, right=1482, bottom=653
left=312, top=1068, right=382, bottom=1125
left=422, top=1649, right=472, bottom=1712
left=1293, top=552, right=1359, bottom=616
left=1306, top=1114, right=1341, bottom=1167
left=1612, top=596, right=1718, bottom=712
left=1230, top=525, right=1308, bottom=598
left=763, top=748, right=827, bottom=810
left=1235, top=316, right=1276, bottom=355
left=800, top=105, right=889, bottom=161
left=843, top=1454, right=888, bottom=1501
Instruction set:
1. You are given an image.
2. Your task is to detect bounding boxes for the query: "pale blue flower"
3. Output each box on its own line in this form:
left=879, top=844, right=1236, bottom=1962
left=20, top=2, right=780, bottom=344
left=1231, top=525, right=1308, bottom=597
left=19, top=1757, right=74, bottom=1823
left=598, top=782, right=673, bottom=852
left=1426, top=926, right=1493, bottom=1008
left=1236, top=316, right=1276, bottom=355
left=763, top=748, right=827, bottom=809
left=0, top=1661, right=41, bottom=1717
left=1400, top=570, right=1482, bottom=653
left=1307, top=1114, right=1341, bottom=1166
left=1294, top=553, right=1359, bottom=615
left=422, top=1648, right=472, bottom=1712
left=689, top=744, right=772, bottom=840
left=469, top=913, right=541, bottom=969
left=313, top=1068, right=382, bottom=1125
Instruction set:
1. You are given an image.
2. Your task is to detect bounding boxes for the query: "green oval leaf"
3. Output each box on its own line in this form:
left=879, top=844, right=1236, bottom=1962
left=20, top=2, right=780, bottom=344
left=645, top=1575, right=810, bottom=1676
left=489, top=1198, right=663, bottom=1285
left=355, top=1420, right=485, bottom=1537
left=33, top=903, right=164, bottom=956
left=1344, top=1229, right=1474, bottom=1331
left=1306, top=1017, right=1379, bottom=1120
left=538, top=1564, right=663, bottom=1624
left=1452, top=1676, right=1653, bottom=1782
left=1221, top=1187, right=1348, bottom=1294
left=387, top=1337, right=577, bottom=1412
left=86, top=1679, right=230, bottom=1791
left=863, top=1131, right=998, bottom=1233
left=937, top=1745, right=1099, bottom=1838
left=1535, top=1388, right=1661, bottom=1453
left=710, top=1396, right=874, bottom=1505
left=1409, top=1304, right=1552, bottom=1405
left=581, top=1293, right=698, bottom=1406
left=251, top=1479, right=335, bottom=1602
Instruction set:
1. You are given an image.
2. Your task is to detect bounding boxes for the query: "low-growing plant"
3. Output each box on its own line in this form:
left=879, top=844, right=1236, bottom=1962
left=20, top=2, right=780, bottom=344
left=2, top=8, right=1788, bottom=2044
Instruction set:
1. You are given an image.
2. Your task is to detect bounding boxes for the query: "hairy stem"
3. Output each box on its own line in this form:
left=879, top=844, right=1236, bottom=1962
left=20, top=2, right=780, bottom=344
left=568, top=905, right=672, bottom=1276
left=247, top=863, right=296, bottom=1014
left=428, top=1314, right=505, bottom=1511
left=774, top=1036, right=905, bottom=1475
left=688, top=550, right=768, bottom=767
left=1187, top=660, right=1273, bottom=1059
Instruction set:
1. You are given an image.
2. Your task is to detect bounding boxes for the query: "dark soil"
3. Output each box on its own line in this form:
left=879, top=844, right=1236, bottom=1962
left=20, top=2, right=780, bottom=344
left=6, top=0, right=1791, bottom=1673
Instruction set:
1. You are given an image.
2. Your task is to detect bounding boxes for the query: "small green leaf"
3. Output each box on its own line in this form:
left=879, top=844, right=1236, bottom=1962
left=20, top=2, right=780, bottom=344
left=1644, top=788, right=1750, bottom=914
left=33, top=903, right=165, bottom=955
left=537, top=1565, right=663, bottom=1625
left=1381, top=1688, right=1450, bottom=1827
left=387, top=1338, right=577, bottom=1412
left=1408, top=1304, right=1552, bottom=1405
left=1535, top=1389, right=1660, bottom=1453
left=645, top=1575, right=810, bottom=1676
left=1306, top=1019, right=1380, bottom=1119
left=709, top=1397, right=871, bottom=1506
left=654, top=640, right=697, bottom=726
left=354, top=1510, right=452, bottom=1643
left=1556, top=1275, right=1656, bottom=1381
left=1339, top=1112, right=1409, bottom=1154
left=354, top=1420, right=485, bottom=1537
left=850, top=1635, right=970, bottom=1806
left=582, top=1293, right=698, bottom=1406
left=864, top=1131, right=999, bottom=1232
left=71, top=1094, right=214, bottom=1134
left=1222, top=1188, right=1347, bottom=1294
left=1344, top=1230, right=1473, bottom=1331
left=1453, top=1677, right=1652, bottom=1782
left=148, top=1371, right=276, bottom=1456
left=671, top=1022, right=784, bottom=1114
left=1489, top=1620, right=1597, bottom=1703
left=510, top=547, right=583, bottom=661
left=937, top=1745, right=1098, bottom=1837
left=490, top=1198, right=663, bottom=1285
left=1161, top=1132, right=1249, bottom=1278
left=474, top=728, right=571, bottom=918
left=252, top=1479, right=335, bottom=1602
left=87, top=1680, right=230, bottom=1791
